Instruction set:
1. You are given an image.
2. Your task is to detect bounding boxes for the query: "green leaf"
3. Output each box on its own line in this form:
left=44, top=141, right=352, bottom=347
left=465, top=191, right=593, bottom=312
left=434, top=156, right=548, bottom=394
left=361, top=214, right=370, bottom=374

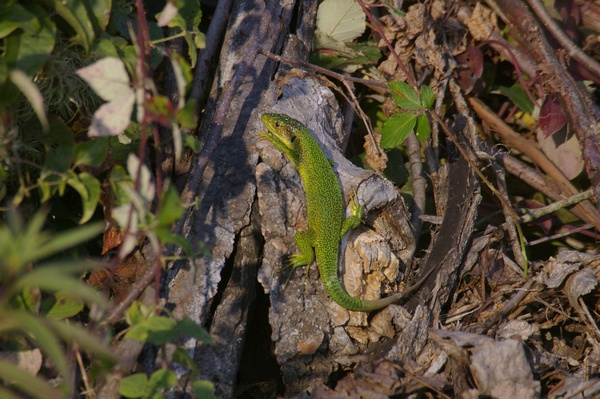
left=119, top=373, right=147, bottom=398
left=316, top=0, right=366, bottom=42
left=0, top=3, right=39, bottom=38
left=380, top=113, right=417, bottom=149
left=4, top=6, right=56, bottom=78
left=177, top=99, right=198, bottom=129
left=43, top=291, right=84, bottom=319
left=389, top=81, right=422, bottom=111
left=176, top=317, right=213, bottom=344
left=158, top=185, right=184, bottom=226
left=172, top=347, right=198, bottom=373
left=415, top=113, right=431, bottom=142
left=193, top=380, right=218, bottom=399
left=493, top=84, right=534, bottom=114
left=74, top=138, right=109, bottom=167
left=0, top=359, right=66, bottom=399
left=183, top=131, right=201, bottom=153
left=53, top=0, right=95, bottom=52
left=75, top=172, right=101, bottom=224
left=147, top=369, right=177, bottom=393
left=125, top=302, right=145, bottom=326
left=419, top=85, right=435, bottom=109
left=40, top=119, right=75, bottom=180
left=124, top=316, right=177, bottom=344
left=154, top=227, right=193, bottom=256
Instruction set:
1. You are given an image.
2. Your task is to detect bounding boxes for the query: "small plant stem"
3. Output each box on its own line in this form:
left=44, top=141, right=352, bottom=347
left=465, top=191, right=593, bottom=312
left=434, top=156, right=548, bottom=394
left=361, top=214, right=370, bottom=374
left=518, top=189, right=595, bottom=223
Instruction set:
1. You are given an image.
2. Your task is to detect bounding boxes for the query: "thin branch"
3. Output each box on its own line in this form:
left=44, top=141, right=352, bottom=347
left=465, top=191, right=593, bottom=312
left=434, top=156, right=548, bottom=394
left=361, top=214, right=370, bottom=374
left=526, top=0, right=600, bottom=79
left=518, top=189, right=595, bottom=223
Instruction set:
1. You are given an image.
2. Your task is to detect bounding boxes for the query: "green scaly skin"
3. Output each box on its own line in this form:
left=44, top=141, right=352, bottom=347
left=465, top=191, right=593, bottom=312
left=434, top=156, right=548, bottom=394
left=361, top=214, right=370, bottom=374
left=260, top=113, right=407, bottom=311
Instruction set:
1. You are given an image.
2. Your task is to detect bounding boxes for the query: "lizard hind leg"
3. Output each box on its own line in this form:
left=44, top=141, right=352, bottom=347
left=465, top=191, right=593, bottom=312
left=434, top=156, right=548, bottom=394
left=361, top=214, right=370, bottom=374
left=279, top=229, right=316, bottom=288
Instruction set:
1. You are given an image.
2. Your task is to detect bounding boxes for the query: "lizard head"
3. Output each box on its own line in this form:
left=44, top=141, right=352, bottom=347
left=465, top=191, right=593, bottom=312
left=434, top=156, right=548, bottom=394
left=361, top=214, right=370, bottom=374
left=260, top=113, right=305, bottom=147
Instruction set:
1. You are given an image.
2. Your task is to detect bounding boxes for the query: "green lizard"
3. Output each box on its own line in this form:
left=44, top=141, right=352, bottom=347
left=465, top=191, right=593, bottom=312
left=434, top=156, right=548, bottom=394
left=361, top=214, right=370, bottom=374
left=260, top=113, right=432, bottom=311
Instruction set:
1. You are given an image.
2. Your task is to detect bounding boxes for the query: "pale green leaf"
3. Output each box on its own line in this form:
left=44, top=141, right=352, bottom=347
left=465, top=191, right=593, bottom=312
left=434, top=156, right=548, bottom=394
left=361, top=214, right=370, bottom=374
left=88, top=90, right=135, bottom=137
left=76, top=57, right=131, bottom=102
left=316, top=0, right=365, bottom=42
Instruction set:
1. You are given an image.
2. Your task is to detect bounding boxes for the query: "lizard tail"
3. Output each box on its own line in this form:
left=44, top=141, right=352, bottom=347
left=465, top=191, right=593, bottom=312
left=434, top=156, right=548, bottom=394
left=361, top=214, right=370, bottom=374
left=322, top=279, right=404, bottom=312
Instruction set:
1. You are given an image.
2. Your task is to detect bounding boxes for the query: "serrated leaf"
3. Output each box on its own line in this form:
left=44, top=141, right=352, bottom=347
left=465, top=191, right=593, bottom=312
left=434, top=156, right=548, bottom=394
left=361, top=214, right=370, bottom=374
left=389, top=81, right=422, bottom=110
left=419, top=85, right=435, bottom=109
left=415, top=113, right=431, bottom=142
left=76, top=57, right=131, bottom=102
left=316, top=0, right=366, bottom=42
left=380, top=113, right=416, bottom=149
